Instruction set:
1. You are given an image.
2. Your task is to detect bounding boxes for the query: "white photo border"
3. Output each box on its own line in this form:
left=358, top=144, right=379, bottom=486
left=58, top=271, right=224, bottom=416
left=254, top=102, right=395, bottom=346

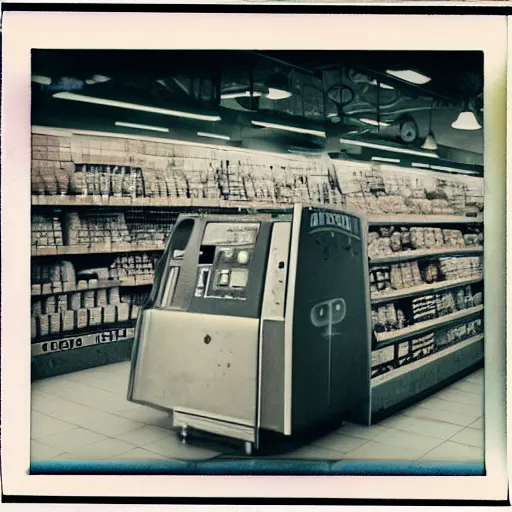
left=1, top=11, right=507, bottom=501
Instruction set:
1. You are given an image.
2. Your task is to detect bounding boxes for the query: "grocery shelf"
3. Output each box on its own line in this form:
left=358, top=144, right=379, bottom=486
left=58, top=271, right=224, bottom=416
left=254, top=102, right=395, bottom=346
left=370, top=246, right=483, bottom=265
left=370, top=275, right=483, bottom=305
left=31, top=279, right=122, bottom=297
left=118, top=277, right=154, bottom=287
left=32, top=243, right=164, bottom=257
left=368, top=214, right=483, bottom=226
left=371, top=334, right=484, bottom=387
left=31, top=325, right=136, bottom=357
left=31, top=195, right=291, bottom=210
left=374, top=304, right=484, bottom=346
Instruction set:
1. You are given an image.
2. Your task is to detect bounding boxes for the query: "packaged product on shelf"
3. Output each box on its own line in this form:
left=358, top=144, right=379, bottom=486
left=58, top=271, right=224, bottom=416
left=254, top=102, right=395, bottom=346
left=473, top=292, right=483, bottom=307
left=96, top=289, right=108, bottom=307
left=455, top=288, right=466, bottom=310
left=50, top=313, right=61, bottom=335
left=57, top=295, right=68, bottom=312
left=108, top=287, right=120, bottom=304
left=116, top=303, right=130, bottom=322
left=422, top=263, right=439, bottom=284
left=411, top=333, right=435, bottom=359
left=88, top=307, right=103, bottom=327
left=412, top=295, right=437, bottom=323
left=397, top=341, right=410, bottom=361
left=44, top=296, right=56, bottom=315
left=376, top=307, right=388, bottom=332
left=390, top=265, right=404, bottom=290
left=76, top=308, right=88, bottom=329
left=367, top=232, right=381, bottom=259
left=32, top=284, right=41, bottom=295
left=131, top=304, right=140, bottom=320
left=371, top=310, right=380, bottom=330
left=464, top=233, right=479, bottom=246
left=413, top=227, right=428, bottom=250
left=377, top=237, right=392, bottom=256
left=68, top=292, right=81, bottom=310
left=77, top=280, right=88, bottom=290
left=31, top=317, right=37, bottom=339
left=400, top=227, right=411, bottom=250
left=31, top=300, right=43, bottom=316
left=38, top=315, right=50, bottom=337
left=434, top=228, right=444, bottom=247
left=424, top=228, right=436, bottom=249
left=42, top=283, right=52, bottom=294
left=88, top=278, right=99, bottom=289
left=389, top=232, right=402, bottom=252
left=103, top=305, right=116, bottom=324
left=400, top=263, right=414, bottom=288
left=396, top=309, right=407, bottom=329
left=385, top=303, right=398, bottom=329
left=410, top=261, right=423, bottom=286
left=371, top=345, right=395, bottom=376
left=464, top=286, right=475, bottom=308
left=61, top=310, right=75, bottom=332
left=83, top=290, right=96, bottom=309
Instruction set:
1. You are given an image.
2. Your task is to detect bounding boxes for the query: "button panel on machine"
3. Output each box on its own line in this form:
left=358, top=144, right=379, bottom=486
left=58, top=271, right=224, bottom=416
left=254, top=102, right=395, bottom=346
left=194, top=222, right=260, bottom=301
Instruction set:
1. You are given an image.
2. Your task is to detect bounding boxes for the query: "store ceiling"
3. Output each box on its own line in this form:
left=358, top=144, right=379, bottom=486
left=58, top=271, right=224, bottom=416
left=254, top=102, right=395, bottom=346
left=32, top=50, right=484, bottom=166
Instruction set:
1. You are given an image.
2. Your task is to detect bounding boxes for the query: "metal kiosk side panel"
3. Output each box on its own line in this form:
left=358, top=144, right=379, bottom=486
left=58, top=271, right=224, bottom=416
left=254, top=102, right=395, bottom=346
left=289, top=206, right=372, bottom=433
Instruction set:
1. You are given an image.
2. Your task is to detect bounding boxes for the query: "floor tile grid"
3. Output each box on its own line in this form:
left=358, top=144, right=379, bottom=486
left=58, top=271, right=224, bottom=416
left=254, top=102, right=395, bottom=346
left=31, top=364, right=484, bottom=462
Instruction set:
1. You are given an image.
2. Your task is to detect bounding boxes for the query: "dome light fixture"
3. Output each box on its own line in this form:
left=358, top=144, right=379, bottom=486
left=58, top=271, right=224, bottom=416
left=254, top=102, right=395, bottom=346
left=451, top=109, right=482, bottom=131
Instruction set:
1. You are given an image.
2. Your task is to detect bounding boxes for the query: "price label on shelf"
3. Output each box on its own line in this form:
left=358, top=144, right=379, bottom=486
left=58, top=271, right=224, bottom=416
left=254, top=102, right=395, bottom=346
left=31, top=327, right=135, bottom=357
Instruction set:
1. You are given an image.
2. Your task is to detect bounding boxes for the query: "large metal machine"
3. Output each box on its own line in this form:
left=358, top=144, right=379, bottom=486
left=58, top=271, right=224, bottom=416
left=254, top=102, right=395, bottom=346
left=127, top=204, right=372, bottom=454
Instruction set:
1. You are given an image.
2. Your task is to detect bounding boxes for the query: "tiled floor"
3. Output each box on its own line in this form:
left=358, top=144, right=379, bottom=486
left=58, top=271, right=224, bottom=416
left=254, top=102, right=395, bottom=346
left=31, top=363, right=484, bottom=463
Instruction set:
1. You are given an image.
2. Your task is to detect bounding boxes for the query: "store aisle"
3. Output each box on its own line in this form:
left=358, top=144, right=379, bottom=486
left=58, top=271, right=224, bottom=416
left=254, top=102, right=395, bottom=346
left=31, top=363, right=484, bottom=463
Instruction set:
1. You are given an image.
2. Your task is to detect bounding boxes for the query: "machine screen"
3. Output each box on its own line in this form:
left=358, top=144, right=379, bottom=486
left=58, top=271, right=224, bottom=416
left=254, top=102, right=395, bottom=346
left=202, top=222, right=260, bottom=246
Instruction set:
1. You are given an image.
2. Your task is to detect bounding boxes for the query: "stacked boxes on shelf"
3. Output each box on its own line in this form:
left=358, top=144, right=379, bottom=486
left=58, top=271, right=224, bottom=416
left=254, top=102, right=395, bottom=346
left=31, top=284, right=126, bottom=339
left=109, top=253, right=158, bottom=285
left=367, top=225, right=483, bottom=260
left=31, top=215, right=64, bottom=248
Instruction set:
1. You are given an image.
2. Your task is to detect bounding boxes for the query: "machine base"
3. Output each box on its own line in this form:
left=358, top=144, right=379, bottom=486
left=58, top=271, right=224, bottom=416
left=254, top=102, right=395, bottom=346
left=173, top=408, right=257, bottom=446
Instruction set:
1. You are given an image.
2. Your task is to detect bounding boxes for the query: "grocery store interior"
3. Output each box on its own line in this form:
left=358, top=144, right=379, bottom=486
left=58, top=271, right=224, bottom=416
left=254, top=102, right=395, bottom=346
left=30, top=50, right=484, bottom=467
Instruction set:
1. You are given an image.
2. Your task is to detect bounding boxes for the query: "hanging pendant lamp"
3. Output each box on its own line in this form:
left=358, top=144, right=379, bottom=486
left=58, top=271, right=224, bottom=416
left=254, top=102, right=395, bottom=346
left=452, top=98, right=481, bottom=130
left=422, top=99, right=438, bottom=151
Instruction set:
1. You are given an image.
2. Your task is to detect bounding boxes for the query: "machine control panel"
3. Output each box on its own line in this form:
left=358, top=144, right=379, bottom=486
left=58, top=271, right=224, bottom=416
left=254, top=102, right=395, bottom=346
left=194, top=222, right=260, bottom=301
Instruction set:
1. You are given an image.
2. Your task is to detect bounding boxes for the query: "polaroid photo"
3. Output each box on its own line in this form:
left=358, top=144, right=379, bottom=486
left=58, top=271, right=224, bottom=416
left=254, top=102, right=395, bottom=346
left=0, top=10, right=508, bottom=504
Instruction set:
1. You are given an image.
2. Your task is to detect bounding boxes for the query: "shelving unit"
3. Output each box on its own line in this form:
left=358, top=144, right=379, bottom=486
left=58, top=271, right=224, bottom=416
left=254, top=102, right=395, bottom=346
left=371, top=275, right=483, bottom=305
left=367, top=215, right=484, bottom=416
left=30, top=128, right=485, bottom=386
left=374, top=305, right=484, bottom=346
left=370, top=246, right=483, bottom=264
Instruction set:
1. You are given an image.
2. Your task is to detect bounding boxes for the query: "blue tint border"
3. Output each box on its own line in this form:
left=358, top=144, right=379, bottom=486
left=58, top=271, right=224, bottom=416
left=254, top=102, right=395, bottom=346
left=30, top=460, right=485, bottom=476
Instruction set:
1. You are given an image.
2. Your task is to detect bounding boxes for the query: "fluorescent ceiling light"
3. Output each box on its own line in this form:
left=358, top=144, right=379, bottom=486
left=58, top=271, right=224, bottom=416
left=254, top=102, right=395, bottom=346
left=385, top=69, right=431, bottom=85
left=371, top=156, right=400, bottom=163
left=266, top=88, right=292, bottom=101
left=252, top=120, right=326, bottom=138
left=53, top=91, right=222, bottom=122
left=32, top=75, right=52, bottom=85
left=430, top=165, right=479, bottom=175
left=197, top=131, right=231, bottom=141
left=115, top=121, right=169, bottom=133
left=359, top=118, right=390, bottom=127
left=451, top=111, right=481, bottom=131
left=370, top=79, right=394, bottom=90
left=339, top=138, right=439, bottom=159
left=221, top=90, right=263, bottom=100
left=412, top=162, right=431, bottom=168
